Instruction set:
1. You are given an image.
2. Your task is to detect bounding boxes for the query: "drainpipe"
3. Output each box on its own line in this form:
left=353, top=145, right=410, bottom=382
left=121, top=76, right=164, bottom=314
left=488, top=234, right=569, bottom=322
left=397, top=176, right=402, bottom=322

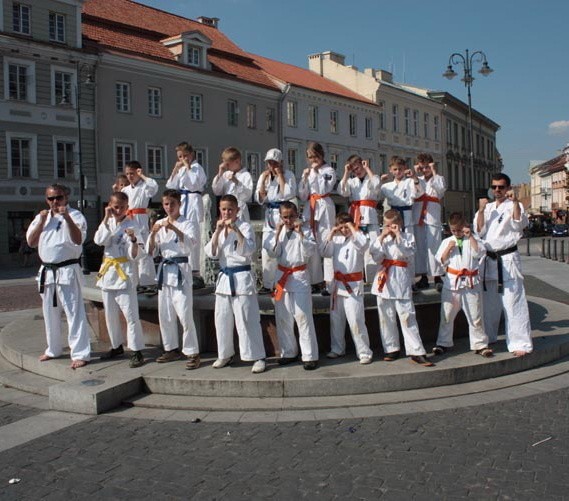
left=278, top=83, right=291, bottom=152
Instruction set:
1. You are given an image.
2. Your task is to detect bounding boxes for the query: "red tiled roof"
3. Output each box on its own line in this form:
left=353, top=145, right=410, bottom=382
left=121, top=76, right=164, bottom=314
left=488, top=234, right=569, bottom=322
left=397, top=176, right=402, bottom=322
left=251, top=54, right=375, bottom=105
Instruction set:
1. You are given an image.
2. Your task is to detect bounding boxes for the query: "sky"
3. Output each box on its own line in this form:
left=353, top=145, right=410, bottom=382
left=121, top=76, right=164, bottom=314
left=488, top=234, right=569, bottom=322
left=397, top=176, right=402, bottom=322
left=139, top=0, right=569, bottom=184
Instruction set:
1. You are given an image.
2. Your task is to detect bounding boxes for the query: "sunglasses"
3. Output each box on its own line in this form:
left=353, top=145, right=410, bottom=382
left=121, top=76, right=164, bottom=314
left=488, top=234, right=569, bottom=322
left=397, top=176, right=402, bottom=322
left=490, top=185, right=507, bottom=190
left=46, top=195, right=65, bottom=201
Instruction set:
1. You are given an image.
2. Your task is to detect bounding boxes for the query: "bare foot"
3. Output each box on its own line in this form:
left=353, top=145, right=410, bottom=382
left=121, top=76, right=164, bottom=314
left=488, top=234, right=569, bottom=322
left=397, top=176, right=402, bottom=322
left=70, top=359, right=89, bottom=369
left=39, top=354, right=53, bottom=362
left=513, top=350, right=529, bottom=357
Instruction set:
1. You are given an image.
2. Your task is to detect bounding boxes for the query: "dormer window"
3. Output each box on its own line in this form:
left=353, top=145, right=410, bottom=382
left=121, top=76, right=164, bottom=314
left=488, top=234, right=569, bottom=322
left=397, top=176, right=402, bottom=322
left=187, top=45, right=201, bottom=67
left=161, top=31, right=212, bottom=71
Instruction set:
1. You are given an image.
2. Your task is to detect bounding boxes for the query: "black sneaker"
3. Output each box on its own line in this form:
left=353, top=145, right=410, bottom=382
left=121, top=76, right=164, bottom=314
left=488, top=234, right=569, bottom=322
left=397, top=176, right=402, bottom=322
left=277, top=356, right=298, bottom=366
left=432, top=345, right=448, bottom=355
left=321, top=289, right=330, bottom=297
left=192, top=275, right=205, bottom=289
left=415, top=276, right=429, bottom=290
left=258, top=287, right=273, bottom=295
left=303, top=361, right=319, bottom=371
left=383, top=351, right=400, bottom=362
left=100, top=345, right=124, bottom=360
left=129, top=351, right=144, bottom=368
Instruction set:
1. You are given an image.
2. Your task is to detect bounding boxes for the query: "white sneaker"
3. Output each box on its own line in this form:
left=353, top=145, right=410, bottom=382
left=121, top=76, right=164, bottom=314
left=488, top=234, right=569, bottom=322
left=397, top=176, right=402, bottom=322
left=251, top=359, right=266, bottom=374
left=326, top=351, right=343, bottom=359
left=213, top=356, right=233, bottom=369
left=360, top=356, right=372, bottom=365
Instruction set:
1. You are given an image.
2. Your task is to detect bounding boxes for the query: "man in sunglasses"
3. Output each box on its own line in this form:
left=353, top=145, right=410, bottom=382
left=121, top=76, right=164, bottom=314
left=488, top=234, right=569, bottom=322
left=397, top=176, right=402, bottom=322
left=475, top=173, right=532, bottom=357
left=26, top=184, right=91, bottom=369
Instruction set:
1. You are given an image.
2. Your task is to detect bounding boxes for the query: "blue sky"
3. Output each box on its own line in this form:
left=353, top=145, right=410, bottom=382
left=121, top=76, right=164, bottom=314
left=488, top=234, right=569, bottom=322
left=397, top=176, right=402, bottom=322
left=139, top=0, right=569, bottom=184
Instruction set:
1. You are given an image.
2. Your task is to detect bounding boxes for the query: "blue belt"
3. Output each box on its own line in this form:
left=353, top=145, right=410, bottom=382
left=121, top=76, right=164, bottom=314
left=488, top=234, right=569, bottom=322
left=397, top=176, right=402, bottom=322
left=267, top=201, right=283, bottom=209
left=219, top=265, right=252, bottom=296
left=157, top=256, right=188, bottom=290
left=179, top=190, right=202, bottom=218
left=390, top=205, right=412, bottom=230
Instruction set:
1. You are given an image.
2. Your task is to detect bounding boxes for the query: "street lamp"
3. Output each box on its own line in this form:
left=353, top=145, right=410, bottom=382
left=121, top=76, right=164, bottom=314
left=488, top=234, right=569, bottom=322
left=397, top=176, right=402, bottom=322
left=443, top=49, right=493, bottom=217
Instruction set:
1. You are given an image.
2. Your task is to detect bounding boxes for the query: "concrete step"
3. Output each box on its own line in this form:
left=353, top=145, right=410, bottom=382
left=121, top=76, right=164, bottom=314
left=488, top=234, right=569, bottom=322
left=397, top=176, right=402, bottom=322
left=0, top=353, right=59, bottom=397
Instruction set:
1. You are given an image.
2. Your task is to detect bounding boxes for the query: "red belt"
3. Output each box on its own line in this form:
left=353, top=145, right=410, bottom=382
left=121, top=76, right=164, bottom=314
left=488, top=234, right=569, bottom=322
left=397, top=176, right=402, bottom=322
left=332, top=271, right=364, bottom=310
left=349, top=200, right=377, bottom=229
left=127, top=208, right=147, bottom=218
left=309, top=193, right=330, bottom=236
left=415, top=194, right=440, bottom=226
left=273, top=264, right=307, bottom=301
left=446, top=266, right=478, bottom=289
left=377, top=259, right=407, bottom=292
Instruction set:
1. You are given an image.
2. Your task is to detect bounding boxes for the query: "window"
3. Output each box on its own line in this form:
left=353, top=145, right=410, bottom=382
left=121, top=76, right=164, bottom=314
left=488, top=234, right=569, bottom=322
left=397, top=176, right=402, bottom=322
left=308, top=105, right=318, bottom=130
left=330, top=110, right=338, bottom=133
left=148, top=87, right=162, bottom=117
left=379, top=154, right=387, bottom=174
left=287, top=148, right=298, bottom=175
left=446, top=119, right=452, bottom=146
left=286, top=101, right=297, bottom=127
left=454, top=123, right=459, bottom=148
left=246, top=104, right=256, bottom=129
left=329, top=153, right=338, bottom=170
left=378, top=101, right=386, bottom=130
left=413, top=110, right=419, bottom=137
left=365, top=117, right=373, bottom=139
left=54, top=71, right=73, bottom=105
left=10, top=138, right=31, bottom=177
left=12, top=3, right=30, bottom=35
left=49, top=12, right=65, bottom=42
left=461, top=126, right=466, bottom=150
left=194, top=149, right=208, bottom=176
left=349, top=114, right=357, bottom=137
left=8, top=64, right=27, bottom=101
left=115, top=142, right=133, bottom=172
left=404, top=108, right=411, bottom=135
left=392, top=104, right=399, bottom=132
left=246, top=152, right=260, bottom=184
left=424, top=113, right=430, bottom=139
left=434, top=116, right=439, bottom=141
left=115, top=82, right=131, bottom=113
left=147, top=146, right=164, bottom=177
left=187, top=45, right=201, bottom=67
left=56, top=141, right=75, bottom=178
left=227, top=99, right=238, bottom=126
left=190, top=94, right=202, bottom=121
left=266, top=108, right=275, bottom=132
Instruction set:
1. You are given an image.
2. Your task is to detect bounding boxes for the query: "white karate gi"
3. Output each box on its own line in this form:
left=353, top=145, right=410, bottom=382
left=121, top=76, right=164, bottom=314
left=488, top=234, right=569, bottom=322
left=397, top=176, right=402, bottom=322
left=298, top=164, right=336, bottom=284
left=264, top=228, right=319, bottom=361
left=255, top=170, right=297, bottom=289
left=370, top=232, right=426, bottom=356
left=320, top=231, right=373, bottom=359
left=147, top=216, right=200, bottom=355
left=122, top=177, right=159, bottom=286
left=338, top=173, right=381, bottom=281
left=475, top=199, right=533, bottom=353
left=412, top=174, right=446, bottom=276
left=27, top=208, right=90, bottom=361
left=435, top=235, right=488, bottom=351
left=94, top=217, right=145, bottom=352
left=380, top=178, right=418, bottom=232
left=204, top=220, right=266, bottom=361
left=212, top=168, right=253, bottom=221
left=166, top=160, right=207, bottom=271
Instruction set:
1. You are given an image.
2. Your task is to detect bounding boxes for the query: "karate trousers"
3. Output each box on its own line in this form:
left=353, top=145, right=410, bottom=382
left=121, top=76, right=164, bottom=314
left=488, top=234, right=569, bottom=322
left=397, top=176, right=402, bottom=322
left=376, top=297, right=426, bottom=356
left=330, top=294, right=373, bottom=359
left=102, top=286, right=145, bottom=352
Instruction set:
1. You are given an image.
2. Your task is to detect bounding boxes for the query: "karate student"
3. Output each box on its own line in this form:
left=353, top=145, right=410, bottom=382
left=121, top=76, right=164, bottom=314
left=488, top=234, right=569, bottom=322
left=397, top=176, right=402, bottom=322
left=122, top=160, right=159, bottom=288
left=204, top=195, right=266, bottom=373
left=475, top=173, right=533, bottom=356
left=412, top=153, right=446, bottom=290
left=320, top=213, right=373, bottom=364
left=166, top=141, right=207, bottom=289
left=338, top=155, right=381, bottom=282
left=370, top=209, right=433, bottom=366
left=94, top=192, right=146, bottom=368
left=297, top=141, right=336, bottom=295
left=212, top=147, right=253, bottom=221
left=432, top=213, right=492, bottom=358
left=112, top=174, right=129, bottom=192
left=264, top=201, right=319, bottom=370
left=147, top=190, right=201, bottom=369
left=255, top=148, right=297, bottom=293
left=26, top=184, right=90, bottom=369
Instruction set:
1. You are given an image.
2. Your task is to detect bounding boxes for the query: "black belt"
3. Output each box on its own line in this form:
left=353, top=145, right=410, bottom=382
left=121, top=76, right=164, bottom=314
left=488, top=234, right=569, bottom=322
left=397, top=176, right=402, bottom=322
left=179, top=190, right=202, bottom=218
left=484, top=245, right=518, bottom=294
left=157, top=256, right=189, bottom=290
left=219, top=265, right=252, bottom=296
left=39, top=258, right=81, bottom=307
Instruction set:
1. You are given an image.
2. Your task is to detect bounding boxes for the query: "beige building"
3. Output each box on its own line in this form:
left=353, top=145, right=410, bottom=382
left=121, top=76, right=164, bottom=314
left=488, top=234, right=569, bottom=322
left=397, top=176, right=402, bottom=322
left=530, top=154, right=568, bottom=221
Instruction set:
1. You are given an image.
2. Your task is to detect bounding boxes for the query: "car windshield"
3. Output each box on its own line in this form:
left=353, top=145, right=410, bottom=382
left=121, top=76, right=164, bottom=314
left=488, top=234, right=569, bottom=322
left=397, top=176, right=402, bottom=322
left=553, top=224, right=567, bottom=230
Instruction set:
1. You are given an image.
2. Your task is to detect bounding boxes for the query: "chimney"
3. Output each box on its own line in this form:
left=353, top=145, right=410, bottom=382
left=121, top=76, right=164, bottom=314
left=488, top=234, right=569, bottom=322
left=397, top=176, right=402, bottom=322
left=197, top=16, right=219, bottom=28
left=375, top=70, right=392, bottom=83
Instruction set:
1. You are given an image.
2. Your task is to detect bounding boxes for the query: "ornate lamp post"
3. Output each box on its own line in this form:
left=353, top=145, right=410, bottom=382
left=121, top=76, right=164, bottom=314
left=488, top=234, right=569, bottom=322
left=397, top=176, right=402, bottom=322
left=443, top=50, right=493, bottom=216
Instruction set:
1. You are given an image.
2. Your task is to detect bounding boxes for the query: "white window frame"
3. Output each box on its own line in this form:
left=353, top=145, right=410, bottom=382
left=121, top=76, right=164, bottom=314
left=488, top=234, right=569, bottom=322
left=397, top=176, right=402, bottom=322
left=329, top=152, right=339, bottom=170
left=266, top=107, right=275, bottom=132
left=392, top=104, right=399, bottom=132
left=115, top=81, right=131, bottom=113
left=378, top=101, right=386, bottom=130
left=349, top=113, right=357, bottom=137
left=287, top=147, right=298, bottom=176
left=424, top=113, right=430, bottom=139
left=4, top=57, right=36, bottom=103
left=365, top=117, right=373, bottom=139
left=146, top=144, right=166, bottom=178
left=114, top=139, right=136, bottom=173
left=51, top=65, right=77, bottom=107
left=413, top=110, right=419, bottom=137
left=404, top=108, right=411, bottom=135
left=194, top=148, right=209, bottom=177
left=246, top=104, right=257, bottom=129
left=286, top=101, right=297, bottom=127
left=6, top=132, right=38, bottom=179
left=227, top=99, right=238, bottom=126
left=147, top=87, right=162, bottom=117
left=190, top=94, right=203, bottom=121
left=330, top=110, right=338, bottom=133
left=434, top=116, right=439, bottom=141
left=12, top=3, right=30, bottom=35
left=49, top=12, right=66, bottom=43
left=308, top=105, right=318, bottom=130
left=246, top=151, right=261, bottom=185
left=52, top=136, right=78, bottom=179
left=187, top=45, right=201, bottom=67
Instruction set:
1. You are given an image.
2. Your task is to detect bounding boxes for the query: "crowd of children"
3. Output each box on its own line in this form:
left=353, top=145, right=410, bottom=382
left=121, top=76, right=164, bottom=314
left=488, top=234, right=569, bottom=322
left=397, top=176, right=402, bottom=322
left=27, top=142, right=532, bottom=371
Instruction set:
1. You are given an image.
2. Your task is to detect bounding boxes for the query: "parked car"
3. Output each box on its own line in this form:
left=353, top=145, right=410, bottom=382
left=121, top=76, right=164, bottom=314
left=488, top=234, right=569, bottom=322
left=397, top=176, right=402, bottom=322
left=551, top=224, right=569, bottom=237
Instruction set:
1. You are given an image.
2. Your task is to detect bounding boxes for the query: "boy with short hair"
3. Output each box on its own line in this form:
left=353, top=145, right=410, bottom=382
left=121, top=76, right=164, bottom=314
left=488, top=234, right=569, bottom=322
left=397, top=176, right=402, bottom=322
left=166, top=142, right=207, bottom=289
left=122, top=160, right=159, bottom=288
left=320, top=212, right=373, bottom=364
left=432, top=212, right=492, bottom=357
left=112, top=174, right=129, bottom=192
left=205, top=195, right=267, bottom=373
left=147, top=190, right=201, bottom=369
left=264, top=201, right=319, bottom=370
left=370, top=209, right=433, bottom=366
left=212, top=147, right=253, bottom=221
left=94, top=192, right=145, bottom=368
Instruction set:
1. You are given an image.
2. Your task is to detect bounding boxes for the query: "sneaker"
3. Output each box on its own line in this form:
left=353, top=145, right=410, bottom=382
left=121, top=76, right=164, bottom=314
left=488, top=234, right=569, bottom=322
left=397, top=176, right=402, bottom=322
left=432, top=345, right=448, bottom=355
left=156, top=350, right=182, bottom=363
left=277, top=356, right=298, bottom=366
left=212, top=356, right=233, bottom=369
left=251, top=359, right=266, bottom=373
left=383, top=351, right=400, bottom=362
left=129, top=351, right=144, bottom=368
left=192, top=275, right=205, bottom=290
left=321, top=289, right=330, bottom=297
left=186, top=354, right=201, bottom=370
left=326, top=351, right=343, bottom=359
left=311, top=284, right=321, bottom=294
left=100, top=345, right=124, bottom=360
left=410, top=355, right=435, bottom=367
left=303, top=360, right=319, bottom=371
left=359, top=355, right=372, bottom=365
left=415, top=276, right=429, bottom=290
left=258, top=287, right=273, bottom=295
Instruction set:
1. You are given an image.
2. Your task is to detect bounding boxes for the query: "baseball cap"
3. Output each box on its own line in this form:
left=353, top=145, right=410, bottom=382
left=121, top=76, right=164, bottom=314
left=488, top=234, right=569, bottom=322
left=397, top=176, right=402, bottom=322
left=264, top=148, right=282, bottom=163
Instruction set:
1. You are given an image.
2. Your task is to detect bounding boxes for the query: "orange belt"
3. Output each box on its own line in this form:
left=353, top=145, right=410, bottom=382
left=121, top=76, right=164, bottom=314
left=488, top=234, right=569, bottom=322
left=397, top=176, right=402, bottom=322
left=349, top=200, right=377, bottom=229
left=127, top=208, right=147, bottom=218
left=332, top=271, right=364, bottom=310
left=415, top=194, right=440, bottom=226
left=309, top=193, right=330, bottom=236
left=376, top=259, right=407, bottom=292
left=446, top=266, right=478, bottom=288
left=273, top=264, right=307, bottom=301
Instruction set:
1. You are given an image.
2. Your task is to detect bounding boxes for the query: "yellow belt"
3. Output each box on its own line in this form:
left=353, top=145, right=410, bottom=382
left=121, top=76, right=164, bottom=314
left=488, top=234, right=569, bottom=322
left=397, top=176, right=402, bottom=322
left=97, top=256, right=129, bottom=282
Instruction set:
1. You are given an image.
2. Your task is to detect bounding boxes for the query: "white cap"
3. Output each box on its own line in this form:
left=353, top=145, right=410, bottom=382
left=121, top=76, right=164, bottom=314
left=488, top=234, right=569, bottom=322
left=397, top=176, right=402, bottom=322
left=264, top=148, right=282, bottom=163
